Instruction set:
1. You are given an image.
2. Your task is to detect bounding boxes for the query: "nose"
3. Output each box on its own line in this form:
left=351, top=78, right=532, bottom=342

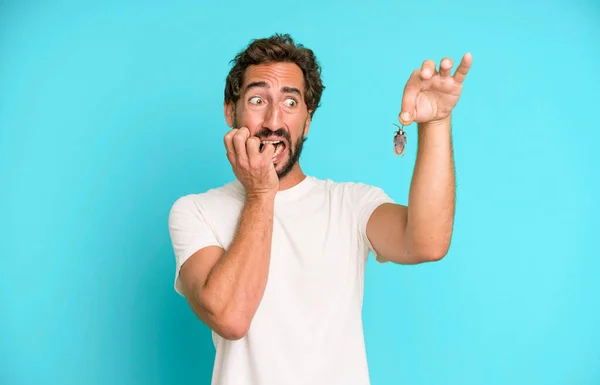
left=262, top=103, right=283, bottom=131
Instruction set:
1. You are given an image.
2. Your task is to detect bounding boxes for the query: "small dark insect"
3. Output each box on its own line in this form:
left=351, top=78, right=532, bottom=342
left=393, top=123, right=407, bottom=156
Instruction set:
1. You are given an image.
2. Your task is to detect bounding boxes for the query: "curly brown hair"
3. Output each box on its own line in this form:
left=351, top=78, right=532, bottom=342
left=224, top=33, right=325, bottom=119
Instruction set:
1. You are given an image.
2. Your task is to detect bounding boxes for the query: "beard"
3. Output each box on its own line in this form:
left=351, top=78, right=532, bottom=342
left=233, top=111, right=307, bottom=180
left=253, top=126, right=307, bottom=180
left=275, top=133, right=306, bottom=180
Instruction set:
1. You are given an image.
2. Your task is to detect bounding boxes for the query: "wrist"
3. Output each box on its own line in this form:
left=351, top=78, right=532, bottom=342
left=418, top=114, right=452, bottom=130
left=246, top=192, right=276, bottom=205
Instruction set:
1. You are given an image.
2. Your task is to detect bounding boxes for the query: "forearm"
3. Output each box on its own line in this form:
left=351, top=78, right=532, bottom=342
left=202, top=194, right=275, bottom=329
left=405, top=115, right=455, bottom=259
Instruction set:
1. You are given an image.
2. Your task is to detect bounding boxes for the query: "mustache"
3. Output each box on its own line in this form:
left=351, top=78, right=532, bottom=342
left=254, top=128, right=291, bottom=142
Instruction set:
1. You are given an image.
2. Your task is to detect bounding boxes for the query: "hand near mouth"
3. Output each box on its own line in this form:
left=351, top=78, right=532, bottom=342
left=259, top=139, right=286, bottom=162
left=224, top=127, right=279, bottom=198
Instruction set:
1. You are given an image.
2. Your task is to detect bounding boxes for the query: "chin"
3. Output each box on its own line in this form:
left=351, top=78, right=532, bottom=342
left=275, top=158, right=296, bottom=179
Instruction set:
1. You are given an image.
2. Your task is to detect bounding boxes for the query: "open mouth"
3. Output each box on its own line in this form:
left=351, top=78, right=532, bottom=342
left=260, top=140, right=286, bottom=159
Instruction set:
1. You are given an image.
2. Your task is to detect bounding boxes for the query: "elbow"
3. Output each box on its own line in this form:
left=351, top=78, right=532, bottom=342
left=424, top=248, right=448, bottom=262
left=190, top=291, right=252, bottom=341
left=404, top=223, right=453, bottom=263
left=214, top=315, right=251, bottom=341
left=410, top=240, right=451, bottom=263
left=204, top=299, right=252, bottom=341
left=419, top=230, right=452, bottom=262
left=422, top=242, right=451, bottom=262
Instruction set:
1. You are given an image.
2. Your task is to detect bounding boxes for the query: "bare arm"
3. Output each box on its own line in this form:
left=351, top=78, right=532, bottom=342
left=366, top=54, right=471, bottom=264
left=405, top=116, right=455, bottom=259
left=178, top=125, right=279, bottom=340
left=179, top=194, right=275, bottom=340
left=367, top=116, right=455, bottom=263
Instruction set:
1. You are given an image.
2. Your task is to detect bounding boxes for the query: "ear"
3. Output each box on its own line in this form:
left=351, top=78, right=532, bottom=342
left=224, top=101, right=235, bottom=127
left=303, top=111, right=313, bottom=137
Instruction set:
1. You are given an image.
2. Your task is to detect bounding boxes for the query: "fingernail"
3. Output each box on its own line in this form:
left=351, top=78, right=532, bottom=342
left=402, top=112, right=410, bottom=120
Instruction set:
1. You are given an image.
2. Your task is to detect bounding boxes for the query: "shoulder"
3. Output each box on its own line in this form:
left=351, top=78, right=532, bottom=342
left=169, top=180, right=244, bottom=222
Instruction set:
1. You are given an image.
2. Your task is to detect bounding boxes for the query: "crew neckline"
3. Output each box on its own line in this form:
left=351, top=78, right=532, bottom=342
left=274, top=175, right=317, bottom=202
left=228, top=175, right=318, bottom=203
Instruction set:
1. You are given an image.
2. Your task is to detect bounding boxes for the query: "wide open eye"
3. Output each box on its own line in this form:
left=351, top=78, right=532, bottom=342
left=249, top=96, right=263, bottom=105
left=283, top=98, right=297, bottom=108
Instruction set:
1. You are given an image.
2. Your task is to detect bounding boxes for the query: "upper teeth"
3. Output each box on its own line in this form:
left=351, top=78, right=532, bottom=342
left=261, top=140, right=281, bottom=144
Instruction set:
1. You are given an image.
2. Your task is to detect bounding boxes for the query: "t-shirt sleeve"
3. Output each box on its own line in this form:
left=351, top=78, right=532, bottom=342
left=168, top=195, right=222, bottom=296
left=352, top=183, right=396, bottom=263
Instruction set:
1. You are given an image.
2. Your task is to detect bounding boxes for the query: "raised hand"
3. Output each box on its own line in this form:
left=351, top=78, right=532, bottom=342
left=399, top=53, right=472, bottom=126
left=224, top=127, right=279, bottom=198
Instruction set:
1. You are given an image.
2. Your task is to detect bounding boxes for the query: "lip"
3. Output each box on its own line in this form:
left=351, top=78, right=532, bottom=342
left=259, top=136, right=287, bottom=144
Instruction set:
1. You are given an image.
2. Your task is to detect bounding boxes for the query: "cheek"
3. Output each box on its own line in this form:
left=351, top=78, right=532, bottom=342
left=292, top=129, right=305, bottom=145
left=293, top=116, right=308, bottom=135
left=236, top=108, right=260, bottom=128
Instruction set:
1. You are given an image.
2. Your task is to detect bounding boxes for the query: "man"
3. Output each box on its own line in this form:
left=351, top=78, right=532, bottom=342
left=168, top=33, right=472, bottom=385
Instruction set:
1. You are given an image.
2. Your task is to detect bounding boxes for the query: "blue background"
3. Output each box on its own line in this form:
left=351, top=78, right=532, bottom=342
left=1, top=1, right=599, bottom=384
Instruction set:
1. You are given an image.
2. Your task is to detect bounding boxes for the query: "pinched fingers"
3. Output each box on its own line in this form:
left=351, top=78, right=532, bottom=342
left=399, top=69, right=422, bottom=125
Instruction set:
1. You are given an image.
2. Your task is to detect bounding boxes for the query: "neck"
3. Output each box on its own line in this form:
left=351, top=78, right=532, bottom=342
left=277, top=164, right=306, bottom=191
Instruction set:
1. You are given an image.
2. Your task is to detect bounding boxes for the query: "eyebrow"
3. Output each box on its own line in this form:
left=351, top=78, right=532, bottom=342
left=244, top=81, right=302, bottom=97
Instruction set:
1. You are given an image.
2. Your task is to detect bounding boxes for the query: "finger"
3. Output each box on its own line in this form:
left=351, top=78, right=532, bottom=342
left=246, top=136, right=261, bottom=161
left=224, top=129, right=238, bottom=161
left=420, top=59, right=436, bottom=80
left=261, top=143, right=275, bottom=161
left=224, top=128, right=237, bottom=148
left=439, top=57, right=453, bottom=78
left=453, top=52, right=472, bottom=83
left=399, top=70, right=422, bottom=124
left=233, top=127, right=250, bottom=165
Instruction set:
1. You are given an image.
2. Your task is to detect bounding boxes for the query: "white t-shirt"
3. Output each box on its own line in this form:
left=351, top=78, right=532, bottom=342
left=168, top=175, right=395, bottom=385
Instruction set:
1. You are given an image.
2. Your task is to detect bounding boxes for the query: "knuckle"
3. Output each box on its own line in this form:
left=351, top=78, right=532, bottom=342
left=224, top=135, right=236, bottom=146
left=248, top=154, right=258, bottom=167
left=238, top=159, right=249, bottom=169
left=233, top=133, right=245, bottom=144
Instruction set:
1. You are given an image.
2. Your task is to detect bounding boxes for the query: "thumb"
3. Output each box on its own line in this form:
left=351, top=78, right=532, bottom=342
left=399, top=70, right=422, bottom=125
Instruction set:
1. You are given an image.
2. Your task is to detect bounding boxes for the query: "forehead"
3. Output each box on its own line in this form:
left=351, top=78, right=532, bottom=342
left=242, top=62, right=305, bottom=94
